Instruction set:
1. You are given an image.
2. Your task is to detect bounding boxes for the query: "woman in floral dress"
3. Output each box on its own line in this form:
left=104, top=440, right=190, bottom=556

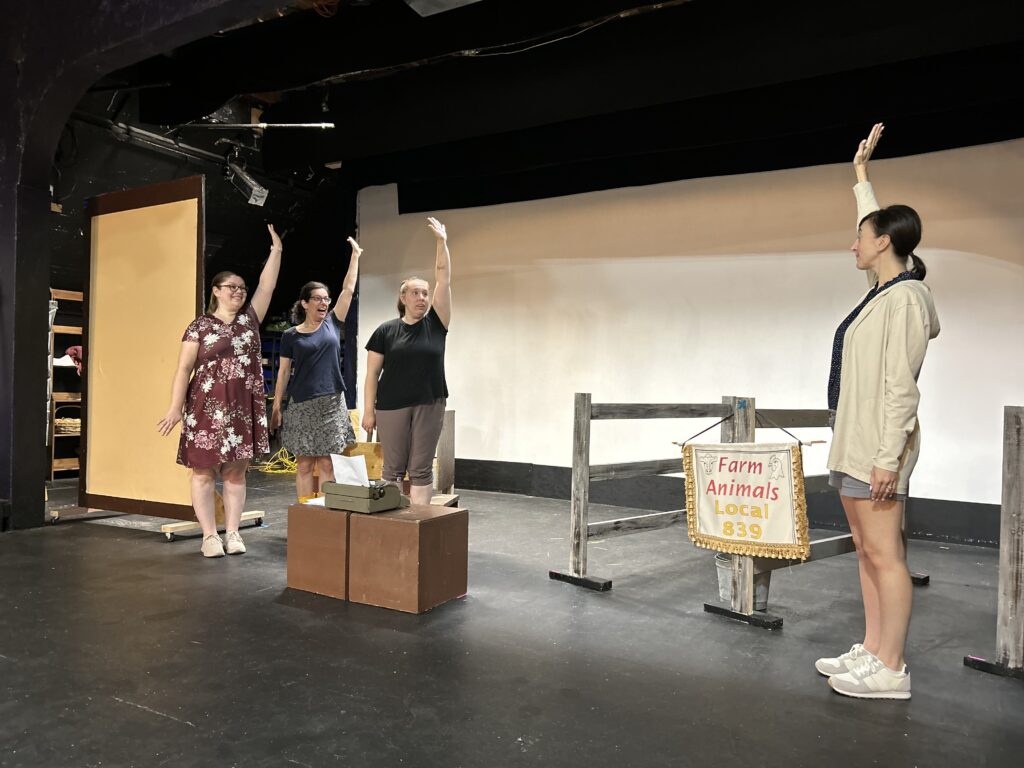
left=158, top=224, right=283, bottom=557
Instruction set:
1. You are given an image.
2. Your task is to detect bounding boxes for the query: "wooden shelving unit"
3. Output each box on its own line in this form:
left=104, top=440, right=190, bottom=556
left=49, top=288, right=83, bottom=480
left=51, top=391, right=82, bottom=478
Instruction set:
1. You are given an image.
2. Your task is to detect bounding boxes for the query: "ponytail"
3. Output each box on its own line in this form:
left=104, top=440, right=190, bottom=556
left=909, top=253, right=927, bottom=279
left=290, top=301, right=305, bottom=325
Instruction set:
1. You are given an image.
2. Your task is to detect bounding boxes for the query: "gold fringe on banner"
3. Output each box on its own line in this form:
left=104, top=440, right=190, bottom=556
left=683, top=444, right=810, bottom=560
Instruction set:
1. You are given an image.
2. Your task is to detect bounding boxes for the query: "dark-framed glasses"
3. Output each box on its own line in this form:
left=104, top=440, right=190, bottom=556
left=309, top=295, right=332, bottom=305
left=218, top=283, right=248, bottom=294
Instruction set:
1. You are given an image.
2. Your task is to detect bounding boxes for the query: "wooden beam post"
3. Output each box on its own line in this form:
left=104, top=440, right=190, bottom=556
left=722, top=396, right=759, bottom=614
left=996, top=405, right=1024, bottom=670
left=570, top=392, right=592, bottom=577
left=550, top=392, right=610, bottom=590
left=435, top=409, right=456, bottom=495
left=704, top=395, right=781, bottom=627
left=965, top=405, right=1024, bottom=678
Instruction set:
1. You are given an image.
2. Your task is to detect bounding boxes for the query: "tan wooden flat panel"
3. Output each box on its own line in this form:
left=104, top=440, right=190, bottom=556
left=86, top=199, right=198, bottom=507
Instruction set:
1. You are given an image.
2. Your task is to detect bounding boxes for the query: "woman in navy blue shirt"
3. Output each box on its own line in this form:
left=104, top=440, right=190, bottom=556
left=271, top=236, right=363, bottom=500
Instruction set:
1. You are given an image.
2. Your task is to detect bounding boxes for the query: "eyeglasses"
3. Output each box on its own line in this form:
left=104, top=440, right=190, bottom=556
left=308, top=296, right=332, bottom=305
left=217, top=283, right=248, bottom=294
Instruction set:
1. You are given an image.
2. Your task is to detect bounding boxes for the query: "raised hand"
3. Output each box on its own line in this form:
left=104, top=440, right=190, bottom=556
left=268, top=223, right=283, bottom=251
left=347, top=236, right=363, bottom=259
left=854, top=122, right=884, bottom=167
left=426, top=217, right=447, bottom=242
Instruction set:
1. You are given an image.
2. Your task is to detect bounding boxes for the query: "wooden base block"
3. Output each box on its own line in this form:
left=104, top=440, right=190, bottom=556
left=911, top=571, right=930, bottom=586
left=160, top=510, right=263, bottom=541
left=963, top=655, right=1024, bottom=679
left=348, top=505, right=468, bottom=614
left=286, top=504, right=350, bottom=601
left=548, top=570, right=612, bottom=591
left=47, top=506, right=114, bottom=524
left=703, top=601, right=784, bottom=630
left=431, top=493, right=460, bottom=507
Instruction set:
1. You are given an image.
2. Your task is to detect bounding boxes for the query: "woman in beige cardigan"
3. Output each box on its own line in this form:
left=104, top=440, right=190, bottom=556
left=815, top=124, right=940, bottom=700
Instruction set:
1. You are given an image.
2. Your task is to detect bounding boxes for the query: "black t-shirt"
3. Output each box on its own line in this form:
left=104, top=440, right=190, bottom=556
left=365, top=306, right=448, bottom=410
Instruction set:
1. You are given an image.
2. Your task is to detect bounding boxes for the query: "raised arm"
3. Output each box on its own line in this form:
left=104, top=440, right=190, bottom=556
left=333, top=236, right=363, bottom=322
left=427, top=217, right=451, bottom=328
left=361, top=351, right=385, bottom=438
left=249, top=224, right=283, bottom=323
left=853, top=123, right=883, bottom=286
left=157, top=340, right=200, bottom=436
left=854, top=123, right=883, bottom=185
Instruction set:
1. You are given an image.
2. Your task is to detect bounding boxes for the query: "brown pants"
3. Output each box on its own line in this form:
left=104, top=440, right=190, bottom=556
left=374, top=399, right=446, bottom=487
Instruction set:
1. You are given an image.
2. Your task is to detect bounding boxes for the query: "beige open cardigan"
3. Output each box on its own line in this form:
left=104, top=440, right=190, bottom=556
left=825, top=182, right=941, bottom=494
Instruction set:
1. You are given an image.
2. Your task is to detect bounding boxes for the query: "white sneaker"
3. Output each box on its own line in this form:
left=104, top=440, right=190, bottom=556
left=815, top=643, right=869, bottom=676
left=201, top=534, right=225, bottom=558
left=225, top=530, right=246, bottom=555
left=828, top=654, right=911, bottom=700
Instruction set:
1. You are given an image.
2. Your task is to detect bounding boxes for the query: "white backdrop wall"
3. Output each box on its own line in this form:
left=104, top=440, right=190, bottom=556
left=356, top=140, right=1024, bottom=505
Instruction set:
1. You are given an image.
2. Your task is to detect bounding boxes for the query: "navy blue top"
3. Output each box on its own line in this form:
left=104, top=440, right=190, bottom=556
left=827, top=270, right=919, bottom=411
left=280, top=313, right=346, bottom=404
left=365, top=306, right=448, bottom=410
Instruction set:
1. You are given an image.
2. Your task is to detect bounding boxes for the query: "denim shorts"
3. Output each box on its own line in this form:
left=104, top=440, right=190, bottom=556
left=829, top=470, right=907, bottom=501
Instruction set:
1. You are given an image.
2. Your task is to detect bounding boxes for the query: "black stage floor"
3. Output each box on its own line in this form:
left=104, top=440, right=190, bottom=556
left=1, top=475, right=1021, bottom=767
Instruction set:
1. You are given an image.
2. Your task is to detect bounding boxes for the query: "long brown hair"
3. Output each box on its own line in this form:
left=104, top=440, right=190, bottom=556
left=206, top=271, right=240, bottom=313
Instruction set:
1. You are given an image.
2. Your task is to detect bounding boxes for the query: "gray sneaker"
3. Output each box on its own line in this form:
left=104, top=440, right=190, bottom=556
left=815, top=643, right=869, bottom=676
left=828, top=654, right=911, bottom=700
left=201, top=534, right=225, bottom=558
left=225, top=530, right=246, bottom=555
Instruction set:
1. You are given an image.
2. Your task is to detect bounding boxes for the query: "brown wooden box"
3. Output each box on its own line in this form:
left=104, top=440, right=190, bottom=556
left=348, top=505, right=468, bottom=614
left=286, top=504, right=350, bottom=600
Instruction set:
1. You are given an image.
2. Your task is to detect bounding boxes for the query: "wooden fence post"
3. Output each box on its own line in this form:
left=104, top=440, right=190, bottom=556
left=570, top=393, right=592, bottom=578
left=550, top=393, right=610, bottom=590
left=435, top=410, right=456, bottom=495
left=723, top=396, right=758, bottom=615
left=965, top=405, right=1024, bottom=678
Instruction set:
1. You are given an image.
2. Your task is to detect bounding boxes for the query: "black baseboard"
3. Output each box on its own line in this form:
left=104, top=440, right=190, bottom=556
left=454, top=459, right=1000, bottom=548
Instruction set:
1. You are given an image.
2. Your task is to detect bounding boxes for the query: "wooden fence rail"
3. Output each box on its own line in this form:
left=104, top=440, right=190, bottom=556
left=548, top=393, right=858, bottom=629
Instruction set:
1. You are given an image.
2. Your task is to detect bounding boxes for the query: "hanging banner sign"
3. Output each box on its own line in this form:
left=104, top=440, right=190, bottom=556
left=682, top=442, right=809, bottom=560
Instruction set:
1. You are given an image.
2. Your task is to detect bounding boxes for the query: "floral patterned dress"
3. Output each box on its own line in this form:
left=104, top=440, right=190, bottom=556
left=177, top=306, right=269, bottom=468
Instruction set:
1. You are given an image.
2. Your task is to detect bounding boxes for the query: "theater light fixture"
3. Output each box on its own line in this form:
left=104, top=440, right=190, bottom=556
left=226, top=161, right=269, bottom=206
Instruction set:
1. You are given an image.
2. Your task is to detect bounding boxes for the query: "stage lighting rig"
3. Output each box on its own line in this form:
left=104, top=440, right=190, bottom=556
left=225, top=159, right=268, bottom=207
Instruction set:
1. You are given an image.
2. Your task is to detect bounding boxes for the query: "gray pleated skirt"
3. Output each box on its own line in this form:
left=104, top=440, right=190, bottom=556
left=282, top=392, right=356, bottom=457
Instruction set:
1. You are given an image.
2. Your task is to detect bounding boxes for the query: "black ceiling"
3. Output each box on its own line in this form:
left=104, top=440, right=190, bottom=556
left=103, top=0, right=1024, bottom=209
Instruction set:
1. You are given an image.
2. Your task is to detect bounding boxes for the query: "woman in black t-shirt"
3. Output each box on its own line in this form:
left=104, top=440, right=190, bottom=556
left=363, top=217, right=451, bottom=505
